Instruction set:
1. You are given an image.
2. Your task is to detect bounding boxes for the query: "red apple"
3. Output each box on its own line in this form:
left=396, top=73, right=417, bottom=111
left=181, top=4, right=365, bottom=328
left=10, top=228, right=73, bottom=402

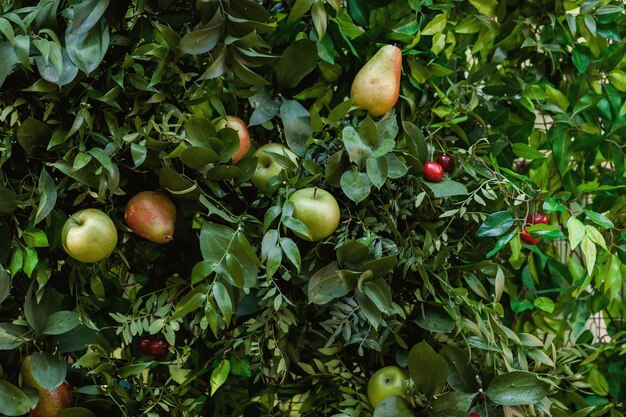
left=436, top=154, right=454, bottom=172
left=148, top=339, right=169, bottom=357
left=423, top=161, right=444, bottom=182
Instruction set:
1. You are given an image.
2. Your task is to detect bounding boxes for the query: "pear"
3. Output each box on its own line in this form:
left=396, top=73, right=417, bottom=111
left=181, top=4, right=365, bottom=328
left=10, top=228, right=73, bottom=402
left=350, top=45, right=402, bottom=117
left=21, top=356, right=73, bottom=417
left=125, top=191, right=176, bottom=243
left=215, top=116, right=251, bottom=164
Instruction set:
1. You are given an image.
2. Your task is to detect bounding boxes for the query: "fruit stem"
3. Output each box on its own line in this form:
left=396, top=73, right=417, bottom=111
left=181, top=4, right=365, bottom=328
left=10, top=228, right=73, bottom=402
left=68, top=214, right=82, bottom=226
left=313, top=186, right=318, bottom=198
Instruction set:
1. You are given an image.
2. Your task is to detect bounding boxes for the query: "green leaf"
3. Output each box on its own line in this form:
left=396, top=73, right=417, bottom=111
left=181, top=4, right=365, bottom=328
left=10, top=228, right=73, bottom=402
left=210, top=359, right=230, bottom=396
left=288, top=0, right=314, bottom=22
left=431, top=391, right=476, bottom=413
left=213, top=282, right=233, bottom=326
left=307, top=262, right=348, bottom=305
left=0, top=268, right=9, bottom=305
left=567, top=216, right=585, bottom=249
left=486, top=371, right=549, bottom=406
left=280, top=99, right=312, bottom=156
left=439, top=346, right=478, bottom=393
left=276, top=40, right=318, bottom=90
left=355, top=287, right=382, bottom=328
left=366, top=156, right=388, bottom=188
left=363, top=279, right=393, bottom=314
left=0, top=381, right=31, bottom=416
left=372, top=396, right=413, bottom=417
left=224, top=253, right=245, bottom=288
left=422, top=14, right=447, bottom=36
left=414, top=304, right=455, bottom=333
left=533, top=297, right=555, bottom=313
left=425, top=179, right=468, bottom=198
left=408, top=341, right=448, bottom=398
left=341, top=170, right=372, bottom=204
left=477, top=211, right=514, bottom=238
left=0, top=188, right=17, bottom=216
left=180, top=146, right=220, bottom=170
left=511, top=143, right=545, bottom=160
left=23, top=228, right=49, bottom=248
left=470, top=0, right=498, bottom=16
left=546, top=85, right=569, bottom=111
left=57, top=408, right=96, bottom=417
left=279, top=237, right=301, bottom=272
left=588, top=368, right=609, bottom=396
left=179, top=12, right=222, bottom=55
left=66, top=19, right=109, bottom=75
left=581, top=235, right=597, bottom=277
left=17, top=117, right=51, bottom=155
left=29, top=352, right=67, bottom=391
left=34, top=169, right=57, bottom=225
left=184, top=118, right=216, bottom=147
left=71, top=0, right=110, bottom=34
left=0, top=42, right=18, bottom=88
left=43, top=311, right=81, bottom=335
left=170, top=290, right=207, bottom=320
left=583, top=209, right=615, bottom=229
left=0, top=323, right=28, bottom=350
left=342, top=126, right=372, bottom=167
left=282, top=216, right=312, bottom=240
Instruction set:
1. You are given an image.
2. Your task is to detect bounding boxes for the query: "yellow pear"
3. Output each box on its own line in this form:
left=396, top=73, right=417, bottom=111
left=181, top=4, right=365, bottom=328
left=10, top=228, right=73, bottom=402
left=350, top=45, right=402, bottom=117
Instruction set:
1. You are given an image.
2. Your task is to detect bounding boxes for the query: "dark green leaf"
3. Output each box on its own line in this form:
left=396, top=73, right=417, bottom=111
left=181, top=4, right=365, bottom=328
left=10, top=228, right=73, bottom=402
left=485, top=371, right=549, bottom=405
left=425, top=179, right=468, bottom=198
left=308, top=262, right=348, bottom=305
left=29, top=352, right=67, bottom=390
left=0, top=381, right=31, bottom=416
left=280, top=99, right=312, bottom=156
left=372, top=396, right=413, bottom=417
left=66, top=19, right=109, bottom=75
left=477, top=211, right=515, bottom=237
left=414, top=304, right=455, bottom=333
left=408, top=341, right=448, bottom=398
left=43, top=311, right=81, bottom=335
left=34, top=168, right=57, bottom=225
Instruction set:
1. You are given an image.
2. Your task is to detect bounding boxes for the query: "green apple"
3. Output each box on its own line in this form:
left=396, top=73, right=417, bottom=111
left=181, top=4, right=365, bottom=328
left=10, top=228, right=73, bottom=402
left=251, top=143, right=298, bottom=193
left=62, top=208, right=118, bottom=263
left=367, top=366, right=406, bottom=409
left=215, top=115, right=251, bottom=164
left=288, top=188, right=340, bottom=242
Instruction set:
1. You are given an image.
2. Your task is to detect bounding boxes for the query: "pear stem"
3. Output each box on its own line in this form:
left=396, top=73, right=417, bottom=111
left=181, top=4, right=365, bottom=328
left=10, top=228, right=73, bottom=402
left=313, top=186, right=318, bottom=198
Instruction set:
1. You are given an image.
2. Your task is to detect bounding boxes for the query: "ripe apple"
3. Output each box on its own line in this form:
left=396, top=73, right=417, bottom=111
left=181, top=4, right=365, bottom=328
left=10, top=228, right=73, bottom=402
left=251, top=143, right=298, bottom=193
left=288, top=187, right=340, bottom=242
left=367, top=366, right=406, bottom=409
left=436, top=154, right=454, bottom=172
left=423, top=161, right=444, bottom=182
left=215, top=115, right=251, bottom=164
left=148, top=339, right=169, bottom=357
left=62, top=208, right=118, bottom=263
left=520, top=227, right=541, bottom=245
left=125, top=191, right=176, bottom=243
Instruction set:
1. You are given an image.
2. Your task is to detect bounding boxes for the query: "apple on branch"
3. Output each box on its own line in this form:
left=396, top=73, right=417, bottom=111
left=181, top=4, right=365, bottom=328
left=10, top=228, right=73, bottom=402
left=288, top=187, right=340, bottom=242
left=367, top=366, right=407, bottom=409
left=252, top=143, right=298, bottom=194
left=62, top=208, right=118, bottom=263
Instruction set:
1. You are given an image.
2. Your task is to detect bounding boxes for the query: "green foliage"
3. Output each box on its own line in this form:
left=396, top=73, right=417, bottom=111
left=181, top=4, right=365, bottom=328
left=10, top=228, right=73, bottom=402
left=1, top=0, right=626, bottom=416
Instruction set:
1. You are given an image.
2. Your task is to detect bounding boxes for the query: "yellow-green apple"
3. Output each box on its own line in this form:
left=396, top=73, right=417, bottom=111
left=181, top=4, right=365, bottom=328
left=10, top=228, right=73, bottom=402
left=252, top=143, right=298, bottom=193
left=367, top=366, right=406, bottom=409
left=215, top=116, right=251, bottom=164
left=124, top=191, right=176, bottom=243
left=351, top=45, right=402, bottom=117
left=62, top=208, right=117, bottom=262
left=288, top=188, right=340, bottom=242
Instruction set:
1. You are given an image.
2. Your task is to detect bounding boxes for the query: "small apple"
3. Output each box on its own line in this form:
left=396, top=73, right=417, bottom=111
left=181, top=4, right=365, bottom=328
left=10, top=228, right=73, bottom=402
left=125, top=191, right=176, bottom=243
left=367, top=366, right=406, bottom=409
left=288, top=187, right=340, bottom=242
left=436, top=154, right=454, bottom=172
left=520, top=226, right=541, bottom=245
left=215, top=115, right=251, bottom=164
left=251, top=143, right=298, bottom=194
left=62, top=208, right=118, bottom=263
left=423, top=161, right=444, bottom=182
left=526, top=213, right=549, bottom=225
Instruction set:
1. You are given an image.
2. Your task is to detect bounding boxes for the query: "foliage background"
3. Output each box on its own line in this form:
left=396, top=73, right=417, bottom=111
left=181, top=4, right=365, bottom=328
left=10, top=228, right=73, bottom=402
left=1, top=0, right=626, bottom=416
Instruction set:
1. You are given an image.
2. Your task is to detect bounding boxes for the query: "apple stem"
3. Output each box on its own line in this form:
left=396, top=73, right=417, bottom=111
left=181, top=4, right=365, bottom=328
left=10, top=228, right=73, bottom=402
left=68, top=214, right=82, bottom=226
left=313, top=186, right=318, bottom=198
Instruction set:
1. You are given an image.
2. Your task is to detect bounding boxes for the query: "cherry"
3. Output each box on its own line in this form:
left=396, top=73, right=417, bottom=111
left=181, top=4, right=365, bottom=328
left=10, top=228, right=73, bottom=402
left=526, top=213, right=549, bottom=225
left=148, top=339, right=169, bottom=357
left=436, top=154, right=454, bottom=172
left=423, top=161, right=444, bottom=182
left=520, top=226, right=541, bottom=245
left=138, top=336, right=151, bottom=354
left=469, top=413, right=480, bottom=417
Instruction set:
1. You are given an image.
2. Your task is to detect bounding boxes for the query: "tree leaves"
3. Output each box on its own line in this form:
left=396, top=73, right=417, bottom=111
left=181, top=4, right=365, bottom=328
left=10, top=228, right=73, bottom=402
left=485, top=371, right=549, bottom=406
left=408, top=342, right=448, bottom=398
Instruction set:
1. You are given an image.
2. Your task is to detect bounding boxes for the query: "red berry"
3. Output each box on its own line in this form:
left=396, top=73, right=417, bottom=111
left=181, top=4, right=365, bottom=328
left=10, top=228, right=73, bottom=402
left=436, top=154, right=454, bottom=172
left=520, top=226, right=541, bottom=245
left=138, top=337, right=151, bottom=354
left=469, top=413, right=480, bottom=417
left=148, top=339, right=169, bottom=357
left=423, top=161, right=444, bottom=182
left=526, top=213, right=549, bottom=225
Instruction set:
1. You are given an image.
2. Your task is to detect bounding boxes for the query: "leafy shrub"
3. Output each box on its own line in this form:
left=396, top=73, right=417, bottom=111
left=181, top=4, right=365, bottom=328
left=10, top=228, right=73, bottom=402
left=1, top=0, right=625, bottom=416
